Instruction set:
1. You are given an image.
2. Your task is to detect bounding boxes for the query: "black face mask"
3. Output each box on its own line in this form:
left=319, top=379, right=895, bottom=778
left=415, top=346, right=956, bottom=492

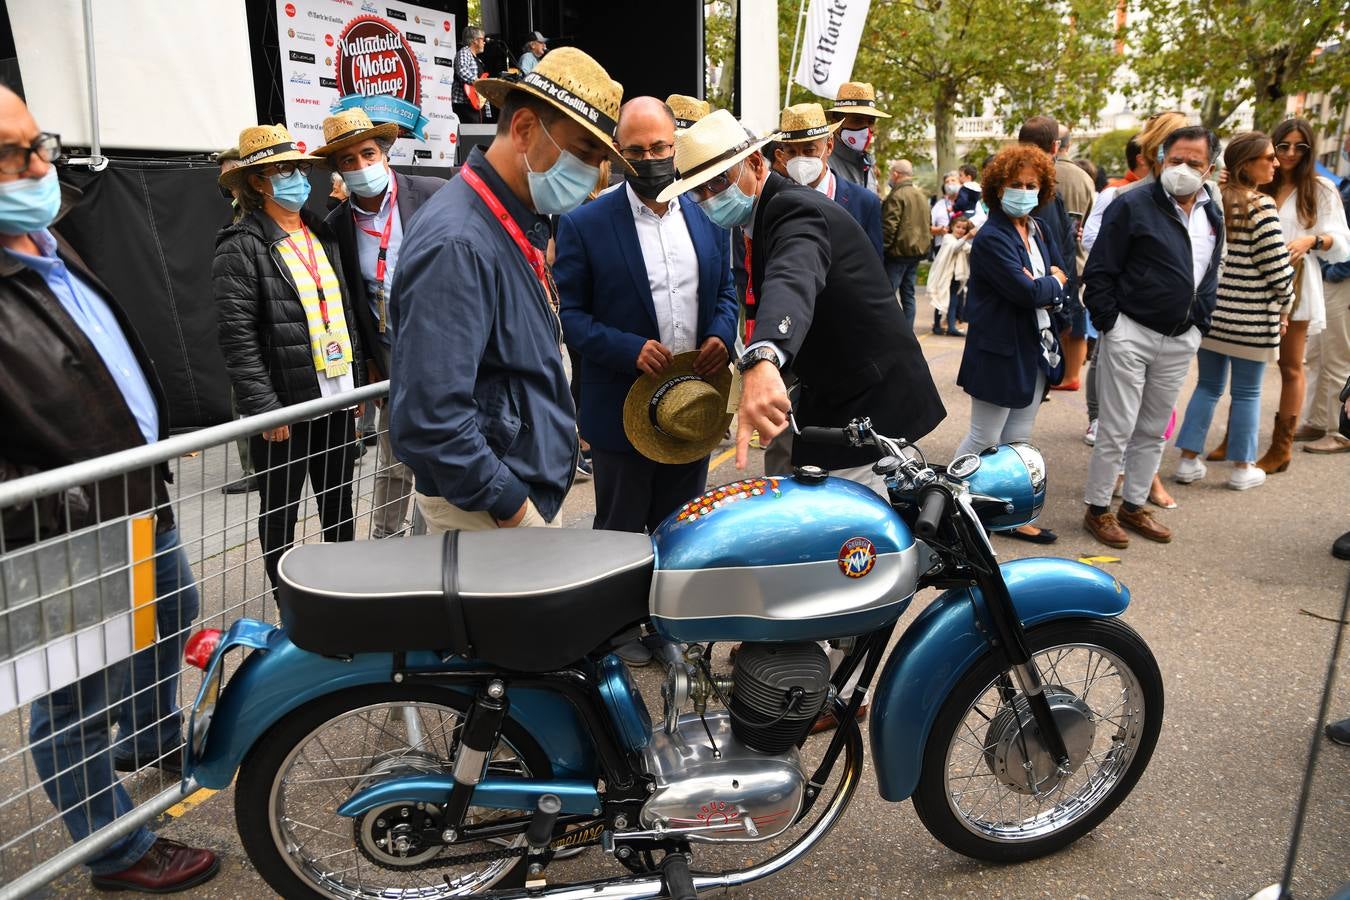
left=628, top=156, right=677, bottom=200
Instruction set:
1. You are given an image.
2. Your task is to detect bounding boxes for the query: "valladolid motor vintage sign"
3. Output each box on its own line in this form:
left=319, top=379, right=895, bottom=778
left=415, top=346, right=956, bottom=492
left=331, top=14, right=430, bottom=139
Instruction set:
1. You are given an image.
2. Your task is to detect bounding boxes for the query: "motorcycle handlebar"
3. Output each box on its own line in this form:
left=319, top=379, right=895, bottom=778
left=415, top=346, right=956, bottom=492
left=797, top=426, right=855, bottom=446
left=914, top=486, right=948, bottom=540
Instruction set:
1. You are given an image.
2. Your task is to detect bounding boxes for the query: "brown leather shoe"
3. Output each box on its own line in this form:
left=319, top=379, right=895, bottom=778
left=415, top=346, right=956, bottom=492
left=1293, top=424, right=1326, bottom=442
left=1083, top=510, right=1129, bottom=549
left=1117, top=506, right=1172, bottom=543
left=90, top=838, right=219, bottom=893
left=810, top=702, right=868, bottom=735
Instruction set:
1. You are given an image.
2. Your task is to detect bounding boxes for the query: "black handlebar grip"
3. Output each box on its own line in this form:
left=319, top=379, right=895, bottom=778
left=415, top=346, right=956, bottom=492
left=915, top=488, right=948, bottom=540
left=798, top=426, right=852, bottom=446
left=525, top=793, right=562, bottom=850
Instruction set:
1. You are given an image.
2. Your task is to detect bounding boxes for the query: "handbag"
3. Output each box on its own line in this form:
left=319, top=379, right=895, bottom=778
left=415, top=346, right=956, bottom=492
left=1338, top=373, right=1350, bottom=440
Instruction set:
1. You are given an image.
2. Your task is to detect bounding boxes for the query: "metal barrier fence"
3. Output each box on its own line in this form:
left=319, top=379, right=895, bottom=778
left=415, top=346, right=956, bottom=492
left=0, top=382, right=405, bottom=895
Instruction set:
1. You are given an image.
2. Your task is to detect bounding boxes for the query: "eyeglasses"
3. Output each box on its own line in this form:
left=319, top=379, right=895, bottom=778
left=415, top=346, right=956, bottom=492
left=0, top=132, right=61, bottom=176
left=618, top=141, right=674, bottom=161
left=1274, top=142, right=1310, bottom=155
left=262, top=161, right=314, bottom=177
left=692, top=166, right=741, bottom=200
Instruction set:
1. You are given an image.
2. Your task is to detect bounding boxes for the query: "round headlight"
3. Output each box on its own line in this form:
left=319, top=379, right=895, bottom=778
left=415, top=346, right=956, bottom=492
left=1007, top=442, right=1047, bottom=493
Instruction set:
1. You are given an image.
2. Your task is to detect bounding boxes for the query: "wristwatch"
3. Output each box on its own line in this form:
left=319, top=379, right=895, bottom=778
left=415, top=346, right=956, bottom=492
left=1313, top=235, right=1324, bottom=252
left=736, top=346, right=780, bottom=372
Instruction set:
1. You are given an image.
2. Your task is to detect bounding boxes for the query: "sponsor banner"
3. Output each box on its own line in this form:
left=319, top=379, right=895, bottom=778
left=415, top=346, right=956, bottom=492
left=276, top=0, right=459, bottom=164
left=792, top=0, right=871, bottom=101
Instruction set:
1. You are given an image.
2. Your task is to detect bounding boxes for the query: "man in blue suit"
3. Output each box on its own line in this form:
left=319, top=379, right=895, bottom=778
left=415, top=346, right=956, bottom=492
left=768, top=103, right=884, bottom=260
left=557, top=97, right=739, bottom=539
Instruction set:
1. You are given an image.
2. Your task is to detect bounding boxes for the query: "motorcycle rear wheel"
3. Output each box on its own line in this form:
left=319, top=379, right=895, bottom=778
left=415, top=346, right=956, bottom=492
left=911, top=617, right=1162, bottom=863
left=235, top=684, right=552, bottom=899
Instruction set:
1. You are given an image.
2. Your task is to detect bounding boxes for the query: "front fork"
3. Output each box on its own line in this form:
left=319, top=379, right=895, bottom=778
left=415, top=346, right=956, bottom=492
left=951, top=498, right=1072, bottom=773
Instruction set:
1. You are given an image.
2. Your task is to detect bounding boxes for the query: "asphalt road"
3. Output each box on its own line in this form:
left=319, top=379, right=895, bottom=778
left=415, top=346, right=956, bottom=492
left=26, top=325, right=1350, bottom=899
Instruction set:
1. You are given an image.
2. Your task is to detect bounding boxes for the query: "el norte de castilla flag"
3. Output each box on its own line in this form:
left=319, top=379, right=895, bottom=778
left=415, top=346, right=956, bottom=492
left=793, top=0, right=872, bottom=101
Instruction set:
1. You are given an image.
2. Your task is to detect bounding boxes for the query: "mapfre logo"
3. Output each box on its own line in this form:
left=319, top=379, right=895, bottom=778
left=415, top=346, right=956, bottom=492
left=284, top=3, right=296, bottom=16
left=289, top=50, right=316, bottom=64
left=296, top=97, right=321, bottom=106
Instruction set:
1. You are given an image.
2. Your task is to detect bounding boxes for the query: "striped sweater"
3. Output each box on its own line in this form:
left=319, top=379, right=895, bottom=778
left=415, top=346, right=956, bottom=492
left=1202, top=193, right=1296, bottom=362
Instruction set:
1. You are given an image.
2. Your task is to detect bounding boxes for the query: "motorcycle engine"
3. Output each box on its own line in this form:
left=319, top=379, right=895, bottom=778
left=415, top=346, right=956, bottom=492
left=638, top=642, right=832, bottom=842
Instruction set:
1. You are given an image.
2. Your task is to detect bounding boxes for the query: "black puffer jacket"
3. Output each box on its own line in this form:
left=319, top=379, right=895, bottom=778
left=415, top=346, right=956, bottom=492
left=213, top=208, right=364, bottom=415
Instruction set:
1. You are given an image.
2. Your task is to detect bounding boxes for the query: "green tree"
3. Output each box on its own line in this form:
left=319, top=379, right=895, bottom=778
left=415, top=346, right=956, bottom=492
left=1126, top=0, right=1350, bottom=133
left=1086, top=127, right=1135, bottom=174
left=705, top=1, right=738, bottom=112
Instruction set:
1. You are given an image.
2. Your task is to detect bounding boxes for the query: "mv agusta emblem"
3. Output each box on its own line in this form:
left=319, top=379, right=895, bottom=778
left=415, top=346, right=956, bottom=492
left=837, top=536, right=876, bottom=578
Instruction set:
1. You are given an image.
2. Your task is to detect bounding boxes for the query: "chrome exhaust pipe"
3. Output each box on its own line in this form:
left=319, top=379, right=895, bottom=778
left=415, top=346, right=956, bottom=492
left=491, top=722, right=864, bottom=899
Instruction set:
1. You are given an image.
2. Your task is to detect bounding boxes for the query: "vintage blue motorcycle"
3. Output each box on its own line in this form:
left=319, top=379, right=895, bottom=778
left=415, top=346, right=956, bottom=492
left=183, top=418, right=1162, bottom=898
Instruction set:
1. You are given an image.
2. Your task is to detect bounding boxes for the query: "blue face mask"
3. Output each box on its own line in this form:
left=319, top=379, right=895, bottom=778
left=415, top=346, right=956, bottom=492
left=1000, top=187, right=1039, bottom=218
left=341, top=162, right=390, bottom=199
left=0, top=168, right=62, bottom=236
left=268, top=169, right=311, bottom=212
left=525, top=125, right=602, bottom=215
left=698, top=164, right=756, bottom=229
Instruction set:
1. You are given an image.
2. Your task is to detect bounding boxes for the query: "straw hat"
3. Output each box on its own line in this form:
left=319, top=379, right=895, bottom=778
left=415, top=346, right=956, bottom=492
left=476, top=47, right=629, bottom=169
left=312, top=108, right=400, bottom=158
left=219, top=124, right=321, bottom=189
left=667, top=94, right=712, bottom=131
left=777, top=102, right=841, bottom=143
left=655, top=109, right=775, bottom=204
left=828, top=82, right=892, bottom=119
left=624, top=352, right=733, bottom=465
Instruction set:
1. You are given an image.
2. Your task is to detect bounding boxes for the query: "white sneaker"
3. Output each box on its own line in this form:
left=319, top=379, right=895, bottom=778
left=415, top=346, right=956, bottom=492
left=1173, top=456, right=1207, bottom=484
left=1227, top=466, right=1266, bottom=491
left=1083, top=420, right=1098, bottom=446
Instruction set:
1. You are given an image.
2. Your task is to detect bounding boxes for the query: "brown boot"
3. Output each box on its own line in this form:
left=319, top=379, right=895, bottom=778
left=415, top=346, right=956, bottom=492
left=1293, top=423, right=1326, bottom=442
left=1205, top=429, right=1229, bottom=462
left=1083, top=509, right=1130, bottom=549
left=1117, top=505, right=1173, bottom=543
left=1255, top=413, right=1297, bottom=474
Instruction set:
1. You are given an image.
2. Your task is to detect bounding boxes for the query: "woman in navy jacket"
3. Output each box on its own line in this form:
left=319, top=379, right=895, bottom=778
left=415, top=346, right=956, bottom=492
left=955, top=144, right=1068, bottom=541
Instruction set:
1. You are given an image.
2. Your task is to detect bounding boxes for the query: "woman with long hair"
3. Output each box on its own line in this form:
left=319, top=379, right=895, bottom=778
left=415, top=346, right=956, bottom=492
left=1173, top=132, right=1294, bottom=490
left=1248, top=117, right=1350, bottom=471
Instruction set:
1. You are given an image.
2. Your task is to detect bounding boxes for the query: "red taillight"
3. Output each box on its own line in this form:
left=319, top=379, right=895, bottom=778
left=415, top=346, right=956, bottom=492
left=184, top=629, right=223, bottom=670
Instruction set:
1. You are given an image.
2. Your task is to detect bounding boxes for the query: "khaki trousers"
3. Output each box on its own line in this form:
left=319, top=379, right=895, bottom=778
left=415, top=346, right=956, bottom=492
left=1303, top=281, right=1350, bottom=432
left=415, top=492, right=559, bottom=533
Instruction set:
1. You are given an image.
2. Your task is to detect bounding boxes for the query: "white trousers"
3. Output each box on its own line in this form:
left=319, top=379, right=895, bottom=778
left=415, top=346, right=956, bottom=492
left=1085, top=314, right=1201, bottom=508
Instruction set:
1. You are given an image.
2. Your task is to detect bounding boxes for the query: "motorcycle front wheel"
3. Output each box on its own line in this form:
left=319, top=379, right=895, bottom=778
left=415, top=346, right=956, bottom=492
left=911, top=617, right=1162, bottom=863
left=235, top=684, right=552, bottom=899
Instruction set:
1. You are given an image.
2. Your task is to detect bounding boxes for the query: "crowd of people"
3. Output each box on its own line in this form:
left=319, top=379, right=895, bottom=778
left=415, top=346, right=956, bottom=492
left=2, top=28, right=1350, bottom=892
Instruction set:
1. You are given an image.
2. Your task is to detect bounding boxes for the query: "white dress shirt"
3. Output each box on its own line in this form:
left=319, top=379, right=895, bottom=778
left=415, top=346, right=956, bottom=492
left=813, top=168, right=836, bottom=200
left=627, top=182, right=700, bottom=354
left=1168, top=187, right=1217, bottom=290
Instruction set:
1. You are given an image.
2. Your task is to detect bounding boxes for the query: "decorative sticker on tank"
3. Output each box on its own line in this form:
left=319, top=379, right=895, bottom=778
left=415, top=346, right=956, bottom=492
left=837, top=537, right=877, bottom=578
left=674, top=477, right=782, bottom=525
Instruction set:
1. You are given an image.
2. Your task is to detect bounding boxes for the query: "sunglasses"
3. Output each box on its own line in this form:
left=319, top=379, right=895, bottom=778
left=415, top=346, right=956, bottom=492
left=1274, top=142, right=1310, bottom=155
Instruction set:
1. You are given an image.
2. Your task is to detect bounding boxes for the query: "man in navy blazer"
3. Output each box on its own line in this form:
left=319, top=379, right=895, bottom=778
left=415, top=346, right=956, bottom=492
left=556, top=97, right=739, bottom=539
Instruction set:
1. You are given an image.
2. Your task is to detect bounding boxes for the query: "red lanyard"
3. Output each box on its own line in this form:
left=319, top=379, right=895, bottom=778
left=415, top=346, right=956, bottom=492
left=460, top=164, right=549, bottom=292
left=353, top=173, right=399, bottom=285
left=742, top=234, right=757, bottom=343
left=282, top=226, right=331, bottom=330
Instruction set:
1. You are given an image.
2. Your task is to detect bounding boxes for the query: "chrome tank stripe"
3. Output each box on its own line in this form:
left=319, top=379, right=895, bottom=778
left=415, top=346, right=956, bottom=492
left=650, top=546, right=918, bottom=624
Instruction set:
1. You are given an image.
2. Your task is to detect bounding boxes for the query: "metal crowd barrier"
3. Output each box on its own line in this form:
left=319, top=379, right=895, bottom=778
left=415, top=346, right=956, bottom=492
left=0, top=382, right=408, bottom=894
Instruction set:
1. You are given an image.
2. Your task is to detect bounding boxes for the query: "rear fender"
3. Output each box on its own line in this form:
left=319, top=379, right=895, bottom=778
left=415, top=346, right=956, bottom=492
left=870, top=557, right=1130, bottom=802
left=189, top=623, right=596, bottom=789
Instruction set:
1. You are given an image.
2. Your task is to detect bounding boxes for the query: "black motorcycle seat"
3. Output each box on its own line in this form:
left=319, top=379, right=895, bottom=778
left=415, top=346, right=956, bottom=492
left=276, top=530, right=655, bottom=671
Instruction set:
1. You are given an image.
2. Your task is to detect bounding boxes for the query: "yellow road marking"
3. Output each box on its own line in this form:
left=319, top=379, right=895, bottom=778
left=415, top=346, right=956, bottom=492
left=1078, top=555, right=1122, bottom=565
left=165, top=787, right=219, bottom=818
left=709, top=447, right=736, bottom=471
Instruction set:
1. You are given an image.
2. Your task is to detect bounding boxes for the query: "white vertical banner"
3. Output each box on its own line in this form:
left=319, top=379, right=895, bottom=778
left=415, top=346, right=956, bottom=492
left=791, top=0, right=872, bottom=101
left=275, top=0, right=459, bottom=166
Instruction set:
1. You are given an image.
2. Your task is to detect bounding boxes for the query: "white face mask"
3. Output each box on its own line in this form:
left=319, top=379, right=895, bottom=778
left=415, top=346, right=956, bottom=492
left=1160, top=162, right=1206, bottom=198
left=785, top=155, right=824, bottom=186
left=840, top=127, right=871, bottom=151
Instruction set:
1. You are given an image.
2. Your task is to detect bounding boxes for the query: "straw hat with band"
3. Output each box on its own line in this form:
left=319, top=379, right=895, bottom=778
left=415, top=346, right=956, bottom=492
left=219, top=124, right=321, bottom=189
left=828, top=82, right=892, bottom=119
left=667, top=94, right=712, bottom=131
left=624, top=352, right=734, bottom=465
left=312, top=108, right=400, bottom=158
left=656, top=109, right=776, bottom=204
left=475, top=46, right=632, bottom=172
left=777, top=103, right=841, bottom=143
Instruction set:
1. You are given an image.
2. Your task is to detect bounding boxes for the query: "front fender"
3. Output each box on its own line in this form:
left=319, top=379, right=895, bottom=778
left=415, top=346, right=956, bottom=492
left=870, top=557, right=1130, bottom=802
left=189, top=623, right=596, bottom=789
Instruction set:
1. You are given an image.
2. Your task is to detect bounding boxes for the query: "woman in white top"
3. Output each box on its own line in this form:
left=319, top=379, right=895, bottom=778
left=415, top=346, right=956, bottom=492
left=1255, top=117, right=1350, bottom=472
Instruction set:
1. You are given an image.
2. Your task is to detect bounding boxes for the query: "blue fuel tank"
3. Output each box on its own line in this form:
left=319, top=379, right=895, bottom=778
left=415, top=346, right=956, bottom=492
left=649, top=471, right=919, bottom=642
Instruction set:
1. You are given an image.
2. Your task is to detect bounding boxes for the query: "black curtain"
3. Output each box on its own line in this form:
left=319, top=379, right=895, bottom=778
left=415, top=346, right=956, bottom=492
left=57, top=162, right=234, bottom=430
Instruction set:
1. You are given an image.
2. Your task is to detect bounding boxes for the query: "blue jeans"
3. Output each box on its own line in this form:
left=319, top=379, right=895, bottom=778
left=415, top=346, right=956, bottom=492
left=27, top=527, right=198, bottom=873
left=1175, top=349, right=1266, bottom=463
left=886, top=255, right=922, bottom=328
